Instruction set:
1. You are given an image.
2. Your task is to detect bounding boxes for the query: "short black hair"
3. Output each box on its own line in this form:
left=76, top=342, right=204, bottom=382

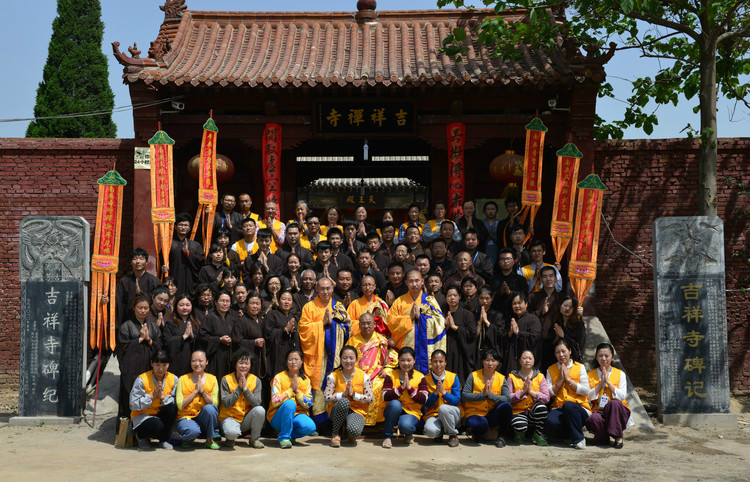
left=530, top=239, right=546, bottom=250
left=316, top=241, right=332, bottom=252
left=387, top=261, right=404, bottom=273
left=327, top=227, right=343, bottom=238
left=365, top=232, right=381, bottom=242
left=257, top=228, right=273, bottom=239
left=130, top=247, right=149, bottom=260
left=242, top=216, right=257, bottom=227
left=504, top=196, right=520, bottom=207
left=175, top=212, right=192, bottom=225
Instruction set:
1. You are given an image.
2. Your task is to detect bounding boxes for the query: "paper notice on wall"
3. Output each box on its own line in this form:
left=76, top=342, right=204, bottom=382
left=134, top=147, right=150, bottom=169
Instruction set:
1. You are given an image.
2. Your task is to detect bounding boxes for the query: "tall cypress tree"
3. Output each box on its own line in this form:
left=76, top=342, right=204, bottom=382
left=26, top=0, right=116, bottom=138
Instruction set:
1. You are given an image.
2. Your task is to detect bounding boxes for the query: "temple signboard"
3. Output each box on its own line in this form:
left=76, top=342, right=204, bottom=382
left=313, top=100, right=417, bottom=137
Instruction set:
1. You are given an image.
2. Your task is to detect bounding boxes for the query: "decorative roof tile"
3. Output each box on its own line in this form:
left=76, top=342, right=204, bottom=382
left=113, top=7, right=598, bottom=89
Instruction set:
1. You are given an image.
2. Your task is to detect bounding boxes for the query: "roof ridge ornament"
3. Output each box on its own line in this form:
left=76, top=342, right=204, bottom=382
left=160, top=0, right=187, bottom=21
left=355, top=0, right=378, bottom=24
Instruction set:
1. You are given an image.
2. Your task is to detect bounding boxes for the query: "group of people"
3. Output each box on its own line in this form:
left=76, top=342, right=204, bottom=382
left=114, top=194, right=632, bottom=450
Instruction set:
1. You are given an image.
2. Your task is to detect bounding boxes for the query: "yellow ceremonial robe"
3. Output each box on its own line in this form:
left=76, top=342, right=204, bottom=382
left=298, top=297, right=351, bottom=392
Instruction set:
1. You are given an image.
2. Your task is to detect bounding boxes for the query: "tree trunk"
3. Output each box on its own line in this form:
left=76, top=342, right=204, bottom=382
left=697, top=37, right=718, bottom=217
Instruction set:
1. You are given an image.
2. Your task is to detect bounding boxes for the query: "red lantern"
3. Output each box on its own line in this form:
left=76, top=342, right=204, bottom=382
left=489, top=150, right=524, bottom=183
left=188, top=153, right=234, bottom=182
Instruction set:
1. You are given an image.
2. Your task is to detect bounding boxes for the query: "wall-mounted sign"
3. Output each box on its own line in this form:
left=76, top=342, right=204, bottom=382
left=313, top=99, right=417, bottom=137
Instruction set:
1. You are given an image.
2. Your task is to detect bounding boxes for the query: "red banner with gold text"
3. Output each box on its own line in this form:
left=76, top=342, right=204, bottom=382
left=149, top=130, right=175, bottom=276
left=191, top=117, right=219, bottom=250
left=447, top=122, right=465, bottom=220
left=90, top=170, right=126, bottom=349
left=551, top=143, right=582, bottom=263
left=568, top=174, right=607, bottom=302
left=263, top=123, right=282, bottom=213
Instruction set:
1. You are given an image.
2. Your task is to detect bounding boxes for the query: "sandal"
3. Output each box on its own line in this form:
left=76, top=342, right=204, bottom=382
left=382, top=438, right=392, bottom=449
left=330, top=435, right=341, bottom=448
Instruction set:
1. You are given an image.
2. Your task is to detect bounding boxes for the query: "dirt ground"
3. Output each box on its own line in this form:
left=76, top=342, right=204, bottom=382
left=0, top=387, right=748, bottom=482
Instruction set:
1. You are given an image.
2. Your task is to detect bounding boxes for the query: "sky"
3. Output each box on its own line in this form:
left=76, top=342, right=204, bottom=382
left=0, top=0, right=747, bottom=139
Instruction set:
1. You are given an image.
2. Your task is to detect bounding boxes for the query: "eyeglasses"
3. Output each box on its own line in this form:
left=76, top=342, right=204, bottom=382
left=308, top=221, right=320, bottom=225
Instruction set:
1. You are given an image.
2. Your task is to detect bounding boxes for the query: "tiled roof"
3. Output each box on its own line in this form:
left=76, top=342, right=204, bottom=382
left=113, top=7, right=597, bottom=89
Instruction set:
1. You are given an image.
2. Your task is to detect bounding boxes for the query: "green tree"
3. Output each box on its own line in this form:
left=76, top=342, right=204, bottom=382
left=26, top=0, right=116, bottom=138
left=439, top=0, right=749, bottom=216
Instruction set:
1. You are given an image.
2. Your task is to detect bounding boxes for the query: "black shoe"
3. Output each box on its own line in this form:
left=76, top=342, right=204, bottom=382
left=495, top=436, right=506, bottom=448
left=613, top=440, right=624, bottom=449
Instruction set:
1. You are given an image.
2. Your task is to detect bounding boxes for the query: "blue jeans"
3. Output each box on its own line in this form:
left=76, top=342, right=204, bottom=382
left=546, top=401, right=590, bottom=444
left=176, top=404, right=219, bottom=442
left=270, top=399, right=316, bottom=442
left=465, top=401, right=512, bottom=439
left=383, top=400, right=419, bottom=439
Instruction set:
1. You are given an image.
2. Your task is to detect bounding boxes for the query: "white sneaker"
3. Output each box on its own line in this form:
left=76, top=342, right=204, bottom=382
left=573, top=439, right=586, bottom=449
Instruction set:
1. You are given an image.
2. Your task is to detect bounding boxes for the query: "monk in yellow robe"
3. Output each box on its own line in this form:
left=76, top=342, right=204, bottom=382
left=346, top=312, right=397, bottom=425
left=347, top=274, right=390, bottom=338
left=388, top=269, right=446, bottom=375
left=298, top=277, right=351, bottom=421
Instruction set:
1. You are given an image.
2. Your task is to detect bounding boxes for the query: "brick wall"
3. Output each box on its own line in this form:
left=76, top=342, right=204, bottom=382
left=0, top=138, right=135, bottom=391
left=594, top=138, right=750, bottom=392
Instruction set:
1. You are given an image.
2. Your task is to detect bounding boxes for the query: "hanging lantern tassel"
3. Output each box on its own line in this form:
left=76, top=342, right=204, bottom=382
left=190, top=116, right=219, bottom=252
left=89, top=170, right=127, bottom=349
left=149, top=129, right=176, bottom=278
left=568, top=174, right=607, bottom=302
left=550, top=143, right=582, bottom=263
left=506, top=117, right=547, bottom=244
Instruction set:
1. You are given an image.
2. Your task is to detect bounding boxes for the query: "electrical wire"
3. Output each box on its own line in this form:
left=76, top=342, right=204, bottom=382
left=0, top=97, right=182, bottom=123
left=600, top=211, right=654, bottom=267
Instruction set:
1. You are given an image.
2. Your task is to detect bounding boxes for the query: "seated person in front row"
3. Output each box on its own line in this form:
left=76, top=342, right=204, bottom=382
left=176, top=350, right=220, bottom=450
left=422, top=349, right=463, bottom=448
left=381, top=346, right=429, bottom=448
left=324, top=345, right=374, bottom=447
left=267, top=349, right=316, bottom=448
left=218, top=348, right=266, bottom=449
left=461, top=348, right=512, bottom=447
left=129, top=350, right=178, bottom=450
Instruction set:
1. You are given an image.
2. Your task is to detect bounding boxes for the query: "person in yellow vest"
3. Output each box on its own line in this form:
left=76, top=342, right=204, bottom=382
left=381, top=346, right=429, bottom=448
left=507, top=349, right=549, bottom=446
left=231, top=217, right=259, bottom=264
left=324, top=345, right=374, bottom=447
left=176, top=350, right=220, bottom=449
left=218, top=348, right=266, bottom=449
left=545, top=338, right=591, bottom=449
left=129, top=350, right=178, bottom=450
left=257, top=201, right=286, bottom=253
left=585, top=343, right=633, bottom=449
left=461, top=348, right=513, bottom=447
left=517, top=240, right=562, bottom=293
left=267, top=349, right=316, bottom=449
left=422, top=350, right=462, bottom=447
left=300, top=213, right=327, bottom=255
